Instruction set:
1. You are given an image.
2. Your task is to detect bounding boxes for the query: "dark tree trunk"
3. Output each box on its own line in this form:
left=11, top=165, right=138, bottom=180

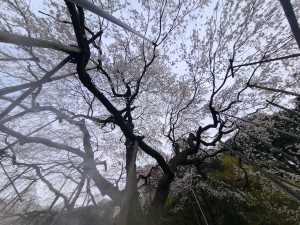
left=147, top=175, right=171, bottom=225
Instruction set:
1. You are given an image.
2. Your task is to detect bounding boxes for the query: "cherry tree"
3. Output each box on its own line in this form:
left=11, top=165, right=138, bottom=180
left=0, top=0, right=299, bottom=224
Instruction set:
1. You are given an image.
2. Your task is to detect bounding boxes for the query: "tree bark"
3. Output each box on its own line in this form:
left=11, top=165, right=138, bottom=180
left=117, top=140, right=145, bottom=225
left=83, top=158, right=123, bottom=205
left=147, top=174, right=171, bottom=225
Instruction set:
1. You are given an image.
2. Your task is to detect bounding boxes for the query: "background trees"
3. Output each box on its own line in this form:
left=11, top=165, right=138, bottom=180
left=161, top=154, right=300, bottom=225
left=0, top=0, right=299, bottom=224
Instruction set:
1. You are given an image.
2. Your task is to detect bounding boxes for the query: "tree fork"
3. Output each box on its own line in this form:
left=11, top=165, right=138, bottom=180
left=66, top=1, right=174, bottom=185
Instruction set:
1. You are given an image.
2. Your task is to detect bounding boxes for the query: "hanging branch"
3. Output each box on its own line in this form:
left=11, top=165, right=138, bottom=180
left=0, top=163, right=22, bottom=202
left=69, top=175, right=86, bottom=209
left=233, top=53, right=300, bottom=68
left=0, top=31, right=80, bottom=54
left=1, top=180, right=36, bottom=219
left=9, top=153, right=75, bottom=210
left=0, top=66, right=97, bottom=96
left=0, top=123, right=87, bottom=158
left=0, top=55, right=72, bottom=121
left=0, top=119, right=57, bottom=155
left=0, top=167, right=31, bottom=195
left=248, top=84, right=300, bottom=97
left=0, top=31, right=100, bottom=110
left=223, top=113, right=300, bottom=141
left=0, top=57, right=39, bottom=61
left=267, top=100, right=300, bottom=117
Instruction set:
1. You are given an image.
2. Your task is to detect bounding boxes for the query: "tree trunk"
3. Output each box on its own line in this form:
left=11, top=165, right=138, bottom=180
left=117, top=140, right=145, bottom=225
left=147, top=174, right=171, bottom=225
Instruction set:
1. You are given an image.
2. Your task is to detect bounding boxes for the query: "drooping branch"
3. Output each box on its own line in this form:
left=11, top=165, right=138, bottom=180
left=0, top=57, right=39, bottom=61
left=69, top=175, right=86, bottom=209
left=0, top=66, right=96, bottom=96
left=249, top=84, right=300, bottom=97
left=0, top=163, right=22, bottom=202
left=0, top=119, right=57, bottom=155
left=77, top=120, right=122, bottom=203
left=0, top=96, right=28, bottom=110
left=267, top=100, right=300, bottom=117
left=10, top=155, right=70, bottom=208
left=0, top=167, right=31, bottom=195
left=0, top=124, right=87, bottom=158
left=41, top=105, right=123, bottom=203
left=0, top=180, right=36, bottom=218
left=233, top=53, right=300, bottom=68
left=0, top=55, right=72, bottom=121
left=0, top=31, right=81, bottom=54
left=48, top=176, right=71, bottom=211
left=224, top=113, right=300, bottom=141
